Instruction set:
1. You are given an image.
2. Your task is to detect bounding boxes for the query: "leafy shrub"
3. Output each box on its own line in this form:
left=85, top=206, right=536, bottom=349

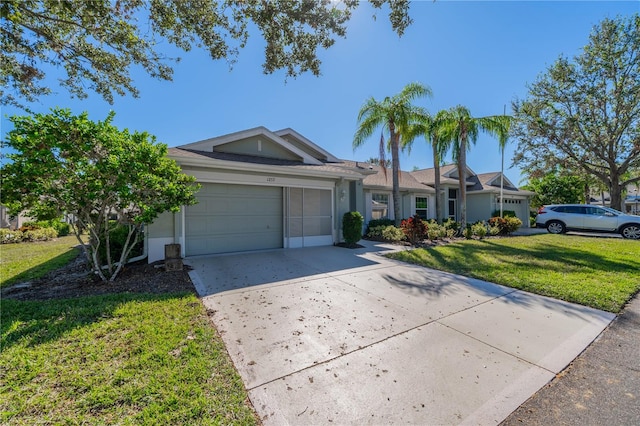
left=97, top=223, right=143, bottom=264
left=366, top=225, right=386, bottom=240
left=381, top=225, right=405, bottom=242
left=442, top=218, right=460, bottom=232
left=427, top=227, right=440, bottom=241
left=365, top=218, right=395, bottom=235
left=22, top=219, right=71, bottom=237
left=503, top=217, right=523, bottom=234
left=23, top=227, right=57, bottom=242
left=424, top=221, right=448, bottom=240
left=43, top=219, right=70, bottom=236
left=488, top=216, right=523, bottom=235
left=0, top=229, right=23, bottom=244
left=472, top=222, right=488, bottom=239
left=463, top=225, right=474, bottom=240
left=19, top=223, right=40, bottom=232
left=489, top=225, right=502, bottom=236
left=491, top=209, right=517, bottom=218
left=343, top=211, right=364, bottom=246
left=400, top=215, right=428, bottom=246
left=366, top=224, right=404, bottom=242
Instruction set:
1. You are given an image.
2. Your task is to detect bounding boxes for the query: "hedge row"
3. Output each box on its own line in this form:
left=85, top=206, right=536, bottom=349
left=1, top=227, right=58, bottom=244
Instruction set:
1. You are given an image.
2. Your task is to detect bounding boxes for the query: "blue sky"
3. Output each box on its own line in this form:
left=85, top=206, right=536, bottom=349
left=1, top=1, right=638, bottom=185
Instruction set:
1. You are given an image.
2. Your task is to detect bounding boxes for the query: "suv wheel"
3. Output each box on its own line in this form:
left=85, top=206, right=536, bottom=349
left=621, top=224, right=640, bottom=240
left=546, top=220, right=566, bottom=234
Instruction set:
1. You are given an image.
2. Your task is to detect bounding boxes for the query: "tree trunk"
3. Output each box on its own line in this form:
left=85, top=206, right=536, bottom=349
left=390, top=125, right=402, bottom=227
left=458, top=135, right=467, bottom=231
left=583, top=182, right=590, bottom=204
left=433, top=142, right=442, bottom=222
left=610, top=173, right=622, bottom=210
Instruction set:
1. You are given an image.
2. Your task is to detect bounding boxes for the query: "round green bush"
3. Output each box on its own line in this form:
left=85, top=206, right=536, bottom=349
left=343, top=211, right=364, bottom=246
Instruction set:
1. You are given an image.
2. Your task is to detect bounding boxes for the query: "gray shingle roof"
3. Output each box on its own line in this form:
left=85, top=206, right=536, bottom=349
left=168, top=148, right=368, bottom=178
left=363, top=165, right=434, bottom=192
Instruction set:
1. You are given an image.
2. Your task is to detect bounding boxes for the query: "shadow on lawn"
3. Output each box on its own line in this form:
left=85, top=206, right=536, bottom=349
left=479, top=238, right=639, bottom=273
left=0, top=292, right=192, bottom=351
left=389, top=236, right=639, bottom=313
left=403, top=237, right=639, bottom=276
left=1, top=247, right=81, bottom=288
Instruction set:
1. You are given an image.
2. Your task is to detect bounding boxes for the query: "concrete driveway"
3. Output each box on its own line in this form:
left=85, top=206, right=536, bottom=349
left=187, top=241, right=614, bottom=425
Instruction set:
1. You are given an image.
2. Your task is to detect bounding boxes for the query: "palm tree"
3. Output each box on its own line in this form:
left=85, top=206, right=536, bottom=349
left=497, top=107, right=511, bottom=217
left=353, top=82, right=432, bottom=226
left=438, top=106, right=511, bottom=230
left=403, top=109, right=453, bottom=223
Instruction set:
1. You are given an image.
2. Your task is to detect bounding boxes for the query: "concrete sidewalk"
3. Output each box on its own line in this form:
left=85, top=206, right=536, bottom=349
left=187, top=241, right=614, bottom=425
left=502, top=293, right=640, bottom=425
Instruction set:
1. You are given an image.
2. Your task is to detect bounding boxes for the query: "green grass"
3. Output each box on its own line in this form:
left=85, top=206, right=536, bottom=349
left=0, top=236, right=82, bottom=288
left=387, top=234, right=640, bottom=313
left=1, top=293, right=258, bottom=425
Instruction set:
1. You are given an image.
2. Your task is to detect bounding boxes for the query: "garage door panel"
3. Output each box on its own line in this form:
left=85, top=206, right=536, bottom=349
left=186, top=183, right=282, bottom=256
left=208, top=215, right=281, bottom=234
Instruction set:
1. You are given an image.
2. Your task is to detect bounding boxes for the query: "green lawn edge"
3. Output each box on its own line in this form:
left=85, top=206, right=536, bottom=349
left=387, top=234, right=640, bottom=313
left=1, top=236, right=82, bottom=288
left=1, top=292, right=259, bottom=425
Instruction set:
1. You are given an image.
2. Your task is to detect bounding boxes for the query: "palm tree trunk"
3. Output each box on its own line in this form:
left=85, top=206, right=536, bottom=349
left=458, top=136, right=467, bottom=231
left=433, top=142, right=442, bottom=222
left=390, top=126, right=401, bottom=227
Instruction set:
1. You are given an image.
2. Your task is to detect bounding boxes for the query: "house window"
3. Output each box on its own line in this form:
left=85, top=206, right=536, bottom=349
left=415, top=197, right=428, bottom=219
left=371, top=193, right=389, bottom=219
left=448, top=189, right=457, bottom=220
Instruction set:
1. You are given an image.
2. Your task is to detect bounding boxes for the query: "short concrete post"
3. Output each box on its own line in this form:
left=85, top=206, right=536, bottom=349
left=164, top=243, right=183, bottom=271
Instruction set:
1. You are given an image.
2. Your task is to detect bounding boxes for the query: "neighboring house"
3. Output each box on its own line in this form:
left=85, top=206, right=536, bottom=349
left=0, top=205, right=31, bottom=229
left=410, top=164, right=534, bottom=226
left=146, top=128, right=533, bottom=262
left=343, top=163, right=436, bottom=222
left=591, top=184, right=640, bottom=215
left=626, top=186, right=640, bottom=215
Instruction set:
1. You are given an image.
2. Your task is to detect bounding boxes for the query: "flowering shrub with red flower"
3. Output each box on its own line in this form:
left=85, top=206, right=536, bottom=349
left=400, top=215, right=428, bottom=246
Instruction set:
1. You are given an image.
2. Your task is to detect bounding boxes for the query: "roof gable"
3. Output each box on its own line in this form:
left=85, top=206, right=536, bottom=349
left=480, top=172, right=518, bottom=190
left=178, top=127, right=322, bottom=165
left=274, top=128, right=340, bottom=163
left=411, top=164, right=476, bottom=186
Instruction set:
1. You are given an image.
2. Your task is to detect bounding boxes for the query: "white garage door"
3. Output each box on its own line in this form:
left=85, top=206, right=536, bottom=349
left=185, top=183, right=283, bottom=256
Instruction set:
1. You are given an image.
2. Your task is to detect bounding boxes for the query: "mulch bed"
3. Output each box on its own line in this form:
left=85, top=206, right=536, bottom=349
left=1, top=252, right=196, bottom=302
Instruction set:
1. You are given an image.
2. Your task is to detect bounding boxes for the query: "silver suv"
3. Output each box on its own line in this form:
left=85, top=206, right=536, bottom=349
left=536, top=204, right=640, bottom=239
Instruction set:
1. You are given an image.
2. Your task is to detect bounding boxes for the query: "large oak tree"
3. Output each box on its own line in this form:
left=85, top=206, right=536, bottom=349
left=512, top=14, right=640, bottom=210
left=1, top=0, right=412, bottom=108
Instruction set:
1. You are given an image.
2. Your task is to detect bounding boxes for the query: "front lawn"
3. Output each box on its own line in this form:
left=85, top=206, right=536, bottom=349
left=1, top=293, right=258, bottom=425
left=387, top=234, right=640, bottom=313
left=0, top=236, right=82, bottom=288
